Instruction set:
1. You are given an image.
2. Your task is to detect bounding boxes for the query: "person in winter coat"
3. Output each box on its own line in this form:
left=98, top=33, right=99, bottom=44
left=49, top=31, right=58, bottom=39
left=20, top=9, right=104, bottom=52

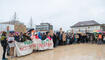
left=0, top=32, right=8, bottom=60
left=75, top=33, right=79, bottom=43
left=66, top=34, right=70, bottom=44
left=62, top=32, right=66, bottom=45
left=21, top=33, right=32, bottom=42
left=38, top=32, right=42, bottom=40
left=103, top=35, right=105, bottom=43
left=52, top=33, right=57, bottom=47
left=42, top=33, right=46, bottom=40
left=14, top=33, right=20, bottom=42
left=97, top=34, right=103, bottom=44
left=58, top=32, right=63, bottom=45
left=56, top=33, right=60, bottom=46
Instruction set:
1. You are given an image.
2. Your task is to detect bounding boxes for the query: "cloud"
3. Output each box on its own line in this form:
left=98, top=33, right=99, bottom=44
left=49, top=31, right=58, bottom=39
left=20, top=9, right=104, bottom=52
left=0, top=0, right=105, bottom=31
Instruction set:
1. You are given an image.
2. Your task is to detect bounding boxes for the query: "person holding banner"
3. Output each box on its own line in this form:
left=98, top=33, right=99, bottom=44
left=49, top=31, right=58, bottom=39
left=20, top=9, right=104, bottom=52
left=8, top=33, right=15, bottom=58
left=42, top=33, right=46, bottom=40
left=14, top=32, right=20, bottom=42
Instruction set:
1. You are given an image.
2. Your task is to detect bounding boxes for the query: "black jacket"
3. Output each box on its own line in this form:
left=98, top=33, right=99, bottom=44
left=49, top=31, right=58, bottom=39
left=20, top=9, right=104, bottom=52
left=0, top=35, right=8, bottom=47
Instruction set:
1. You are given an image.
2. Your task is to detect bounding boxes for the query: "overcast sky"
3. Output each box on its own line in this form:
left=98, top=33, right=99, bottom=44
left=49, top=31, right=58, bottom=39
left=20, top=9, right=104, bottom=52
left=0, top=0, right=105, bottom=31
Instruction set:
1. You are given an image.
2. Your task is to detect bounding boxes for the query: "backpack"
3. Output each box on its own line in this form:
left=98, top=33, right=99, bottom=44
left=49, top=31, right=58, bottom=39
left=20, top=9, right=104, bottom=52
left=0, top=36, right=8, bottom=47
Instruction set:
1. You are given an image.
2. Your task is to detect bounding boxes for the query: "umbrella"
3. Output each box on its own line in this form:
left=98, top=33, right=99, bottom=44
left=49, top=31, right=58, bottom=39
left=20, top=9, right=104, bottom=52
left=93, top=30, right=103, bottom=33
left=27, top=28, right=34, bottom=32
left=103, top=31, right=105, bottom=33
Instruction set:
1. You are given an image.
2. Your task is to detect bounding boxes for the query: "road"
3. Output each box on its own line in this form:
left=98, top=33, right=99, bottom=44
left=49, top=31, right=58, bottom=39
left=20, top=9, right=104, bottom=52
left=0, top=44, right=105, bottom=60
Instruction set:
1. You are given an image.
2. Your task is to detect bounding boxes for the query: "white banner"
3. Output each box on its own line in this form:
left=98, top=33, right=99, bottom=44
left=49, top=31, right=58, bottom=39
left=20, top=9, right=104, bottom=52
left=15, top=40, right=34, bottom=56
left=33, top=38, right=53, bottom=50
left=15, top=38, right=53, bottom=56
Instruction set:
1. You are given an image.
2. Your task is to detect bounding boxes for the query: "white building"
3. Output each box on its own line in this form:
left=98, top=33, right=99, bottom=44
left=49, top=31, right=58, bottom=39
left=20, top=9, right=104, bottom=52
left=0, top=24, right=14, bottom=32
left=71, top=20, right=105, bottom=33
left=0, top=20, right=26, bottom=33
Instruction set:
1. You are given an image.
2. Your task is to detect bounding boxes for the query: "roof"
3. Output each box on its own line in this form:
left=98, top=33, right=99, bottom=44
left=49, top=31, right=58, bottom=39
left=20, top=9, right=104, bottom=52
left=0, top=20, right=24, bottom=25
left=71, top=20, right=100, bottom=28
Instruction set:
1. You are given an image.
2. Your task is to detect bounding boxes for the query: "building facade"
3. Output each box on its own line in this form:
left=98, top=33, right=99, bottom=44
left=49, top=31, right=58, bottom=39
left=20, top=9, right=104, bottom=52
left=36, top=23, right=53, bottom=32
left=0, top=20, right=27, bottom=33
left=0, top=24, right=14, bottom=32
left=71, top=20, right=105, bottom=33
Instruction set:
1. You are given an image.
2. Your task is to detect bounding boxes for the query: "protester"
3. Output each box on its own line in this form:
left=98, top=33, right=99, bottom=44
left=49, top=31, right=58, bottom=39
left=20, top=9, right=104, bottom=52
left=74, top=33, right=79, bottom=43
left=35, top=34, right=39, bottom=39
left=103, top=35, right=105, bottom=43
left=52, top=33, right=57, bottom=47
left=69, top=33, right=72, bottom=44
left=91, top=34, right=95, bottom=43
left=58, top=28, right=63, bottom=45
left=0, top=32, right=8, bottom=60
left=56, top=33, right=60, bottom=46
left=86, top=34, right=89, bottom=43
left=80, top=34, right=84, bottom=43
left=8, top=33, right=15, bottom=58
left=71, top=33, right=75, bottom=44
left=42, top=33, right=46, bottom=40
left=14, top=32, right=20, bottom=42
left=38, top=32, right=42, bottom=40
left=21, top=33, right=32, bottom=42
left=97, top=33, right=103, bottom=44
left=62, top=32, right=66, bottom=45
left=66, top=33, right=70, bottom=44
left=20, top=33, right=27, bottom=42
left=83, top=34, right=87, bottom=43
left=90, top=35, right=93, bottom=43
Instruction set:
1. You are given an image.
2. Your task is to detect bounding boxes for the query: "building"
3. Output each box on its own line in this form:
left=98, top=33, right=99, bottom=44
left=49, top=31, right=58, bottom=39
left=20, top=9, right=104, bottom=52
left=0, top=20, right=27, bottom=33
left=0, top=24, right=14, bottom=32
left=71, top=20, right=105, bottom=33
left=36, top=23, right=53, bottom=32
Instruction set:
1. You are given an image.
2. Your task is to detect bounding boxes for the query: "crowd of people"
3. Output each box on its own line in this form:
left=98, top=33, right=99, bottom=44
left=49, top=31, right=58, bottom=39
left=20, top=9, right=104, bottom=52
left=0, top=28, right=105, bottom=60
left=52, top=30, right=105, bottom=47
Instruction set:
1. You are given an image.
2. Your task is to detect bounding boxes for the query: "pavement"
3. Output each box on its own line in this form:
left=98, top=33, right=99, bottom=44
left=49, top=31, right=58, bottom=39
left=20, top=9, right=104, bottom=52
left=0, top=44, right=105, bottom=60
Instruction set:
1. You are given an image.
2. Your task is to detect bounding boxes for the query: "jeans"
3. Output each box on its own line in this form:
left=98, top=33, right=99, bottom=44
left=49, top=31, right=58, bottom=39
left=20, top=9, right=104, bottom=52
left=2, top=46, right=6, bottom=59
left=56, top=40, right=59, bottom=46
left=74, top=38, right=78, bottom=43
left=97, top=39, right=103, bottom=44
left=66, top=39, right=70, bottom=44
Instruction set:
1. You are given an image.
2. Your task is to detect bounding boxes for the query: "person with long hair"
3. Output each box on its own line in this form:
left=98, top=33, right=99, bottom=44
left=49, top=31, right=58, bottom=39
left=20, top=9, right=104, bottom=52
left=0, top=32, right=8, bottom=60
left=7, top=33, right=15, bottom=58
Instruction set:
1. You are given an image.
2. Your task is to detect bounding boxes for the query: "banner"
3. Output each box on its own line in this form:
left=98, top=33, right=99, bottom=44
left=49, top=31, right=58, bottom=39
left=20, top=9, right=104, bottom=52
left=15, top=40, right=35, bottom=56
left=15, top=38, right=53, bottom=56
left=33, top=38, right=53, bottom=50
